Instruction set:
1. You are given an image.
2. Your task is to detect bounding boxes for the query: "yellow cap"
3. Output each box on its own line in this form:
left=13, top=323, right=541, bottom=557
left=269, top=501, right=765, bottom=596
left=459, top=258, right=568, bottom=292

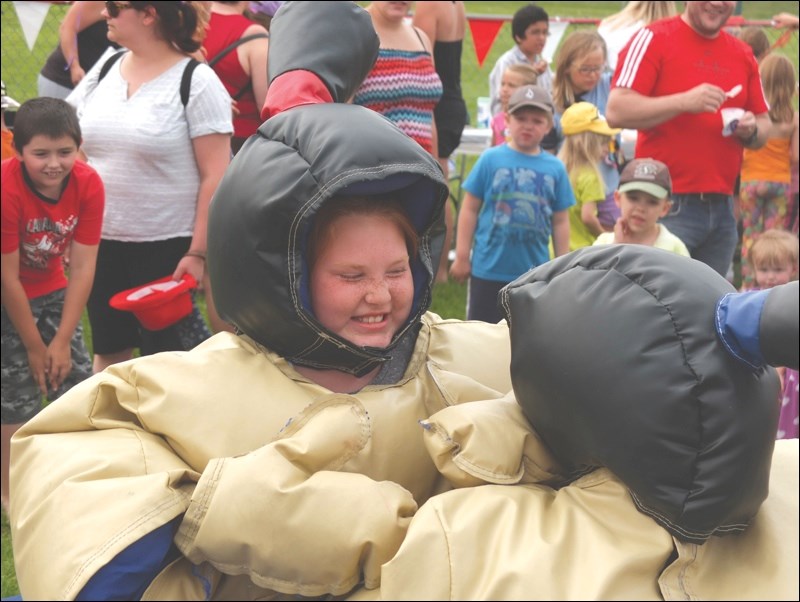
left=561, top=102, right=620, bottom=136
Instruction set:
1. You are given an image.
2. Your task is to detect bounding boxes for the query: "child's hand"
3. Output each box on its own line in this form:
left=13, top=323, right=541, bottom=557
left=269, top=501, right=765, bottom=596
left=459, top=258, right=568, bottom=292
left=449, top=256, right=471, bottom=283
left=532, top=59, right=548, bottom=76
left=613, top=217, right=632, bottom=243
left=26, top=343, right=49, bottom=396
left=45, top=338, right=73, bottom=393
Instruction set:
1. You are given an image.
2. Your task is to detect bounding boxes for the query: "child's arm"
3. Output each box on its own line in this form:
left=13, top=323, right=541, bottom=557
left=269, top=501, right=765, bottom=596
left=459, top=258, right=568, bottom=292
left=450, top=192, right=481, bottom=283
left=581, top=201, right=605, bottom=237
left=551, top=210, right=570, bottom=257
left=45, top=240, right=98, bottom=391
left=0, top=251, right=48, bottom=395
left=790, top=110, right=798, bottom=166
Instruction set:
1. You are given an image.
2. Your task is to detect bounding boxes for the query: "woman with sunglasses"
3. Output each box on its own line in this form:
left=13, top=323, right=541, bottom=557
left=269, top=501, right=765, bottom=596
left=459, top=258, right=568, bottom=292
left=68, top=1, right=233, bottom=371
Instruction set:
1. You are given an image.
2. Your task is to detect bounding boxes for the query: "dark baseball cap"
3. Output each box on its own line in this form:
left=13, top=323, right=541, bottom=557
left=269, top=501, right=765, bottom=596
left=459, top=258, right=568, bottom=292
left=618, top=158, right=672, bottom=199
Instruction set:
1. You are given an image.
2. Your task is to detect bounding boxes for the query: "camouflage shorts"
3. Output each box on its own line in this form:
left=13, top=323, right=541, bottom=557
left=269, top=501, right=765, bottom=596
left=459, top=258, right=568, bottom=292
left=1, top=288, right=93, bottom=424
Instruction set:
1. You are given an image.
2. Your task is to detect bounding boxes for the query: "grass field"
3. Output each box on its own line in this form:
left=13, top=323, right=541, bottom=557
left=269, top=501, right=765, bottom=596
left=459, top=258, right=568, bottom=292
left=1, top=1, right=799, bottom=597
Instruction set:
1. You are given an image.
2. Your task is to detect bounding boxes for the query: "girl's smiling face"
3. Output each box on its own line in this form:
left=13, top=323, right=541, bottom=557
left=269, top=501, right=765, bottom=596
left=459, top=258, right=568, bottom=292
left=309, top=213, right=414, bottom=349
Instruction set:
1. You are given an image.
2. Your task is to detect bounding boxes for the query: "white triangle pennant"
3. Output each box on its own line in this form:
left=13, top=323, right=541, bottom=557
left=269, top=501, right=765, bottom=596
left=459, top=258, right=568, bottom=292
left=13, top=1, right=53, bottom=51
left=542, top=20, right=569, bottom=63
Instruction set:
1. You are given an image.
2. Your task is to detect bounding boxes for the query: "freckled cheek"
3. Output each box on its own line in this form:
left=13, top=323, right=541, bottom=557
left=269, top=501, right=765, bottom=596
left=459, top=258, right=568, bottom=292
left=389, top=278, right=415, bottom=313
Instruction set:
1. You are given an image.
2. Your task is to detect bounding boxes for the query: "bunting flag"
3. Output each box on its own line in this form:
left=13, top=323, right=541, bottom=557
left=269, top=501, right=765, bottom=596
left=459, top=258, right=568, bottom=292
left=13, top=1, right=52, bottom=51
left=468, top=18, right=505, bottom=68
left=770, top=29, right=794, bottom=50
left=542, top=21, right=569, bottom=63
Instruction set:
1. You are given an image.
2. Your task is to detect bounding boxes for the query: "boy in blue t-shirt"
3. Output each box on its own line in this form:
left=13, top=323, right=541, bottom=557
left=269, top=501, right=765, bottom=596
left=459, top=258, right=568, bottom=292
left=451, top=85, right=575, bottom=323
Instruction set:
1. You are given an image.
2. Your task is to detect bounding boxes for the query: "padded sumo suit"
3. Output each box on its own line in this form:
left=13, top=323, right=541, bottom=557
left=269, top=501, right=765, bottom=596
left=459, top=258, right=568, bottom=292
left=9, top=2, right=799, bottom=601
left=368, top=248, right=799, bottom=601
left=8, top=2, right=512, bottom=599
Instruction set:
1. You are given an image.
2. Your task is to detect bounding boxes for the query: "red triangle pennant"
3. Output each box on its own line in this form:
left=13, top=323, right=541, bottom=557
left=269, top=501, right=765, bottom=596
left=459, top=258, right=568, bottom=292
left=468, top=18, right=505, bottom=68
left=770, top=29, right=794, bottom=50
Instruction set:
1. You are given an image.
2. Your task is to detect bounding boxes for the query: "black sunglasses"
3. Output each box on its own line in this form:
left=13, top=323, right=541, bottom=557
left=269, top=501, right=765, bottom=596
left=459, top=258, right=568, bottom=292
left=105, top=1, right=133, bottom=18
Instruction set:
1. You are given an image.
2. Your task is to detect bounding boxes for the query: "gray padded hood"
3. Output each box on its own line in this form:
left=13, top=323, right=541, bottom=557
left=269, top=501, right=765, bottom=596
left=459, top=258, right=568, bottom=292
left=264, top=1, right=378, bottom=105
left=207, top=1, right=448, bottom=376
left=499, top=245, right=780, bottom=544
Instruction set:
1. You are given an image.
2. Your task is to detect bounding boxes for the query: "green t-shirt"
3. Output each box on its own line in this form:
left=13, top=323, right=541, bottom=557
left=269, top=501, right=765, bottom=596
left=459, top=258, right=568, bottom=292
left=568, top=166, right=604, bottom=251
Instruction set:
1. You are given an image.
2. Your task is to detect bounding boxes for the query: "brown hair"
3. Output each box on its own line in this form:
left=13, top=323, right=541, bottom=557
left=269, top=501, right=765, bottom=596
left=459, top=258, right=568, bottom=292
left=552, top=30, right=607, bottom=113
left=13, top=97, right=81, bottom=152
left=738, top=27, right=770, bottom=62
left=748, top=229, right=799, bottom=274
left=129, top=1, right=210, bottom=53
left=759, top=53, right=796, bottom=125
left=307, top=195, right=419, bottom=272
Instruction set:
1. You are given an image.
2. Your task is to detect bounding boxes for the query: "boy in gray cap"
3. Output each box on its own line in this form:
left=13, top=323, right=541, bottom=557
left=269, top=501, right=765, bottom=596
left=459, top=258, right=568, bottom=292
left=451, top=84, right=576, bottom=323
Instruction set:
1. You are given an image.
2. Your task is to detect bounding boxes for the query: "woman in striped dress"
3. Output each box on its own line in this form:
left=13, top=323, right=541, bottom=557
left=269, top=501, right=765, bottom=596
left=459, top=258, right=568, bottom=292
left=354, top=2, right=445, bottom=279
left=354, top=2, right=443, bottom=158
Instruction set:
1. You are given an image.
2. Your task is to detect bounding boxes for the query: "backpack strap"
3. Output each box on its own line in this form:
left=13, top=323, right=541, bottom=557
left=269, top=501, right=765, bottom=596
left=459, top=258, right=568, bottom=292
left=97, top=50, right=127, bottom=82
left=208, top=33, right=269, bottom=102
left=180, top=58, right=201, bottom=107
left=98, top=51, right=198, bottom=109
left=207, top=33, right=269, bottom=68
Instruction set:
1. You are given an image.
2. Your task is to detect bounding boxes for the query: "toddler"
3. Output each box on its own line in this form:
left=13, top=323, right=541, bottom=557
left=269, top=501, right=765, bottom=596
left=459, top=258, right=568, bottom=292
left=490, top=63, right=538, bottom=147
left=748, top=229, right=799, bottom=439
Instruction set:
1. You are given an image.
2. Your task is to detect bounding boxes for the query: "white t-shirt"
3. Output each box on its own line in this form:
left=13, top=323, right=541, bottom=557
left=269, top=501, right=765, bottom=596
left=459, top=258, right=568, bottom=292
left=594, top=223, right=690, bottom=257
left=72, top=56, right=233, bottom=241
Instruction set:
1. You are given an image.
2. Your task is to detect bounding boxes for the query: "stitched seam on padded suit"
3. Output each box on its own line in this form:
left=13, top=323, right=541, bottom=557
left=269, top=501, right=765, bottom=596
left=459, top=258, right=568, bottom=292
left=64, top=494, right=190, bottom=599
left=181, top=458, right=224, bottom=546
left=630, top=490, right=748, bottom=541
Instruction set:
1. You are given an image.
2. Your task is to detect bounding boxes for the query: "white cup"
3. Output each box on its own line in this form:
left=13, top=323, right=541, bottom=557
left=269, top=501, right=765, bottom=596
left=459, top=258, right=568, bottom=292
left=721, top=107, right=745, bottom=137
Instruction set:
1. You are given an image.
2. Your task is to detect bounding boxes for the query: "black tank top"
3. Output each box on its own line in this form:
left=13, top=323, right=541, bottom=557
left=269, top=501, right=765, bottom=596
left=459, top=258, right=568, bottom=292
left=40, top=21, right=117, bottom=89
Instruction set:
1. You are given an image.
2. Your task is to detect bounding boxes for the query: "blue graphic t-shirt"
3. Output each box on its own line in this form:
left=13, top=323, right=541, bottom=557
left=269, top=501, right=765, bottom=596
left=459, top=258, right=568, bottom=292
left=463, top=145, right=575, bottom=282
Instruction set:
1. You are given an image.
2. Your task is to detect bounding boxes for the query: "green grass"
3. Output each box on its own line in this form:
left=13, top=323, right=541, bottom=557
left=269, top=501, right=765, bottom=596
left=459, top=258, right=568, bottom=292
left=2, top=2, right=798, bottom=598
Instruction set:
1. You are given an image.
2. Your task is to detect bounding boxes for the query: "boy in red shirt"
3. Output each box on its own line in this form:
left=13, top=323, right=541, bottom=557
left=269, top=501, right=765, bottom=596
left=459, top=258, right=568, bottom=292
left=1, top=97, right=104, bottom=512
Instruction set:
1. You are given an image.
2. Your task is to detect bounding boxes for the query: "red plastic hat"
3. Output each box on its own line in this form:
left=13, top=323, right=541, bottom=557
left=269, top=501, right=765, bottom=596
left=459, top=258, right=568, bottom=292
left=109, top=274, right=197, bottom=331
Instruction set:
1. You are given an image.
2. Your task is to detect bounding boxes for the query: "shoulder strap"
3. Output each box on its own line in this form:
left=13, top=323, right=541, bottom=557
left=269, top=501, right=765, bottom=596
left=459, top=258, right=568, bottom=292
left=411, top=26, right=428, bottom=53
left=97, top=50, right=127, bottom=82
left=97, top=53, right=198, bottom=109
left=207, top=33, right=269, bottom=68
left=180, top=58, right=201, bottom=108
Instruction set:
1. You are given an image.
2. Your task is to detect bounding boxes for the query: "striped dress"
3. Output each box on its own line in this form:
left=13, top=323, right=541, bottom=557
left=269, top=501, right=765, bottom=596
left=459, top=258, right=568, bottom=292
left=353, top=47, right=443, bottom=155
